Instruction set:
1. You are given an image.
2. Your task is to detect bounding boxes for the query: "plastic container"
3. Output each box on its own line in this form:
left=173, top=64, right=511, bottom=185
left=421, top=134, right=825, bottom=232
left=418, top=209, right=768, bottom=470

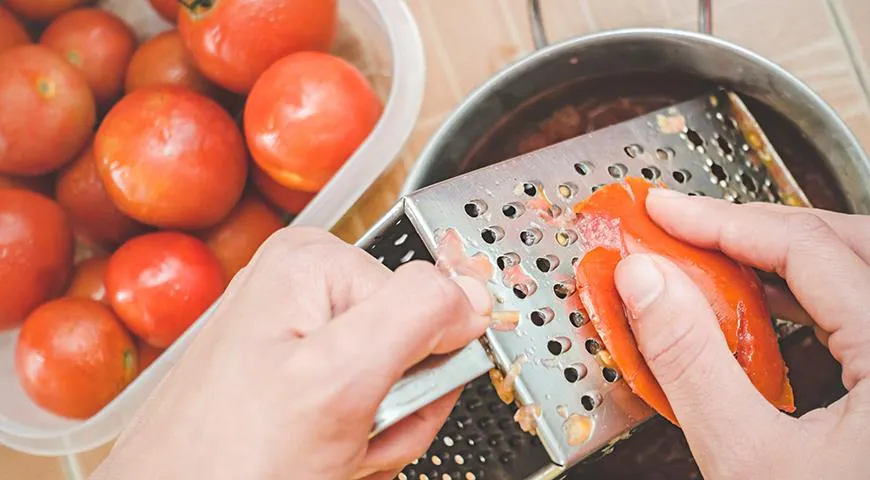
left=0, top=0, right=424, bottom=457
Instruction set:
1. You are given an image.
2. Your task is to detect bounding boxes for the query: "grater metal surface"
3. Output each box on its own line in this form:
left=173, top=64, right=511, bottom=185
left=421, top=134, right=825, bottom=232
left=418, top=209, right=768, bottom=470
left=358, top=89, right=810, bottom=480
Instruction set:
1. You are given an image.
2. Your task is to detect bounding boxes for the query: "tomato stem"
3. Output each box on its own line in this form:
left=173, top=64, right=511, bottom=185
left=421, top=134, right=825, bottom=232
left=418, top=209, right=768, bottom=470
left=177, top=0, right=213, bottom=11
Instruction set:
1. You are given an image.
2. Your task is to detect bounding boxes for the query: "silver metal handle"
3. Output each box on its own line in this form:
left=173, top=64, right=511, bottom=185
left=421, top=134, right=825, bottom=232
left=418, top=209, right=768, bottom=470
left=370, top=336, right=495, bottom=438
left=528, top=0, right=713, bottom=50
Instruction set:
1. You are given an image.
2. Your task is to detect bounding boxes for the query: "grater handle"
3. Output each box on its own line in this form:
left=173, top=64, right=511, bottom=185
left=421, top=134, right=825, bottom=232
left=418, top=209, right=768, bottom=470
left=370, top=341, right=495, bottom=438
left=528, top=0, right=713, bottom=49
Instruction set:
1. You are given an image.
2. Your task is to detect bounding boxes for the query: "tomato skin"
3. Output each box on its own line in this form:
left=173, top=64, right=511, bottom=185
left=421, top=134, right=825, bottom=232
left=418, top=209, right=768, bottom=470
left=94, top=85, right=248, bottom=230
left=137, top=338, right=163, bottom=371
left=106, top=232, right=225, bottom=348
left=40, top=9, right=137, bottom=110
left=0, top=6, right=31, bottom=54
left=56, top=144, right=147, bottom=248
left=125, top=30, right=214, bottom=97
left=3, top=0, right=88, bottom=22
left=178, top=0, right=338, bottom=94
left=251, top=164, right=316, bottom=216
left=245, top=52, right=382, bottom=192
left=149, top=0, right=179, bottom=23
left=15, top=297, right=137, bottom=419
left=0, top=45, right=96, bottom=176
left=0, top=189, right=74, bottom=331
left=573, top=177, right=795, bottom=423
left=0, top=173, right=55, bottom=196
left=66, top=256, right=109, bottom=304
left=199, top=193, right=284, bottom=281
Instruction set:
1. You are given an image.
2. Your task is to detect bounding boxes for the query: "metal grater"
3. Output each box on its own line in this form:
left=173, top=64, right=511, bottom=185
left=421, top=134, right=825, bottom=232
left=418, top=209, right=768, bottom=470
left=358, top=89, right=811, bottom=480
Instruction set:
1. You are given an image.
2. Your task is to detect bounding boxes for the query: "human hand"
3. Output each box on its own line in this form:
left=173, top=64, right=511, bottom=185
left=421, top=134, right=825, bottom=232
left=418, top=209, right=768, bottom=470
left=613, top=189, right=870, bottom=479
left=91, top=227, right=492, bottom=480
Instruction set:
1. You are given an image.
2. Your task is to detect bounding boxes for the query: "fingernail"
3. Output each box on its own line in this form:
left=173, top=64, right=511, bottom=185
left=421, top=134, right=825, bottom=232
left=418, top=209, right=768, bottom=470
left=453, top=275, right=493, bottom=316
left=648, top=188, right=686, bottom=199
left=615, top=255, right=665, bottom=314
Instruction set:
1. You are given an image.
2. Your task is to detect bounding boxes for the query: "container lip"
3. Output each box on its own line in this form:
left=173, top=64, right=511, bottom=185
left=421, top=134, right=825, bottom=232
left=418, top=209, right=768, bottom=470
left=402, top=27, right=870, bottom=195
left=291, top=0, right=426, bottom=229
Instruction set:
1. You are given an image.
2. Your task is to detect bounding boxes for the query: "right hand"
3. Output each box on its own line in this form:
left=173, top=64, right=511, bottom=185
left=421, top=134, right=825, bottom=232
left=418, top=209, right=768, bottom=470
left=613, top=189, right=870, bottom=479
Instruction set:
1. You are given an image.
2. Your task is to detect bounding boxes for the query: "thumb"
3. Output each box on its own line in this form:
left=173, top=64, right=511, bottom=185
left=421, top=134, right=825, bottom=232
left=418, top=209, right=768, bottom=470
left=614, top=254, right=781, bottom=457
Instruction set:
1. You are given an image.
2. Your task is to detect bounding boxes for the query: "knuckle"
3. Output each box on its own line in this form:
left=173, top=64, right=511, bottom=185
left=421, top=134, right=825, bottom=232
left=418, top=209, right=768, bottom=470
left=786, top=212, right=833, bottom=239
left=641, top=314, right=708, bottom=386
left=394, top=261, right=468, bottom=320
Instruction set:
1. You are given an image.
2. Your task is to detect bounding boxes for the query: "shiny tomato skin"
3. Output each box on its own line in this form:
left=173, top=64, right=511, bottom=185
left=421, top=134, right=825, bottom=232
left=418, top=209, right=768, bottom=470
left=0, top=189, right=74, bottom=330
left=94, top=85, right=248, bottom=230
left=0, top=45, right=96, bottom=176
left=251, top=164, right=316, bottom=216
left=125, top=30, right=214, bottom=97
left=56, top=144, right=147, bottom=248
left=40, top=8, right=137, bottom=110
left=15, top=297, right=137, bottom=420
left=149, top=0, right=179, bottom=23
left=106, top=231, right=225, bottom=348
left=66, top=256, right=109, bottom=304
left=137, top=338, right=163, bottom=371
left=178, top=0, right=338, bottom=94
left=199, top=193, right=284, bottom=281
left=3, top=0, right=88, bottom=22
left=0, top=6, right=31, bottom=53
left=245, top=52, right=382, bottom=192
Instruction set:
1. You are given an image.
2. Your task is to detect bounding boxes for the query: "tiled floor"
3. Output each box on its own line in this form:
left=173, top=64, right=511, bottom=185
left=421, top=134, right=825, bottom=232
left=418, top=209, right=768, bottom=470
left=4, top=0, right=869, bottom=477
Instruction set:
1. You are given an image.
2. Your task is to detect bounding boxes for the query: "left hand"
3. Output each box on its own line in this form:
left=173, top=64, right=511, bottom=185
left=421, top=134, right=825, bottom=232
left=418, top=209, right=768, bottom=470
left=91, top=227, right=491, bottom=480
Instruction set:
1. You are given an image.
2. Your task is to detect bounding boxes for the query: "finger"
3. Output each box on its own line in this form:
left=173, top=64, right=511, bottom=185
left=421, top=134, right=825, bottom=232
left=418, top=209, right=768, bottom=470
left=355, top=388, right=461, bottom=478
left=647, top=190, right=870, bottom=387
left=614, top=254, right=783, bottom=467
left=358, top=470, right=403, bottom=480
left=310, top=261, right=491, bottom=394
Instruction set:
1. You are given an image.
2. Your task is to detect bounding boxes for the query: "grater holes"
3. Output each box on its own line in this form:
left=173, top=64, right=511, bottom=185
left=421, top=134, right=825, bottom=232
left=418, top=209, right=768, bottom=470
left=571, top=256, right=579, bottom=266
left=740, top=171, right=758, bottom=192
left=512, top=281, right=536, bottom=299
left=714, top=134, right=733, bottom=155
left=400, top=250, right=415, bottom=263
left=463, top=200, right=487, bottom=218
left=569, top=310, right=587, bottom=328
left=521, top=182, right=537, bottom=197
left=554, top=229, right=578, bottom=247
left=520, top=228, right=542, bottom=246
left=640, top=165, right=661, bottom=180
left=607, top=163, right=628, bottom=179
left=623, top=144, right=644, bottom=158
left=547, top=336, right=572, bottom=355
left=553, top=281, right=575, bottom=299
left=602, top=367, right=620, bottom=383
left=495, top=252, right=519, bottom=270
left=591, top=183, right=605, bottom=193
left=655, top=147, right=675, bottom=161
left=710, top=162, right=728, bottom=184
left=394, top=233, right=409, bottom=246
left=530, top=307, right=554, bottom=326
left=580, top=393, right=601, bottom=411
left=501, top=202, right=524, bottom=219
left=564, top=365, right=586, bottom=383
left=480, top=227, right=504, bottom=244
left=557, top=182, right=577, bottom=200
left=688, top=191, right=706, bottom=197
left=535, top=255, right=559, bottom=272
left=573, top=161, right=594, bottom=176
left=685, top=128, right=704, bottom=149
left=672, top=169, right=691, bottom=184
left=584, top=338, right=602, bottom=354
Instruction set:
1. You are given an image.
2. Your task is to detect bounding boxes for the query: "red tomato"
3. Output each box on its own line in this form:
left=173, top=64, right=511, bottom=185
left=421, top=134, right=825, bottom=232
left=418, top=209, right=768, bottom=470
left=251, top=164, right=315, bottom=215
left=137, top=338, right=164, bottom=371
left=56, top=143, right=147, bottom=247
left=0, top=173, right=55, bottom=196
left=94, top=85, right=248, bottom=230
left=40, top=9, right=137, bottom=109
left=245, top=52, right=382, bottom=192
left=0, top=189, right=74, bottom=330
left=15, top=297, right=137, bottom=419
left=573, top=177, right=795, bottom=425
left=66, top=256, right=109, bottom=304
left=3, top=0, right=88, bottom=22
left=178, top=0, right=338, bottom=94
left=106, top=232, right=225, bottom=348
left=0, top=6, right=30, bottom=53
left=199, top=193, right=284, bottom=281
left=149, top=0, right=179, bottom=23
left=0, top=45, right=96, bottom=176
left=125, top=30, right=214, bottom=97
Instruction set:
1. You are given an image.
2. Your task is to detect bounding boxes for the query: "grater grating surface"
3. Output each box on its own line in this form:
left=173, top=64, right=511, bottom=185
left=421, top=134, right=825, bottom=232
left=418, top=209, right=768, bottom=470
left=358, top=89, right=810, bottom=480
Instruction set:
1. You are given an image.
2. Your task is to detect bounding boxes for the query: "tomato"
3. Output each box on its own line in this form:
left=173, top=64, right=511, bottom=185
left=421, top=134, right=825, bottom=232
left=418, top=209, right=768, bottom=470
left=573, top=177, right=795, bottom=425
left=66, top=256, right=109, bottom=304
left=0, top=173, right=54, bottom=196
left=199, top=193, right=283, bottom=281
left=106, top=231, right=225, bottom=348
left=3, top=0, right=88, bottom=22
left=56, top=143, right=147, bottom=247
left=0, top=189, right=74, bottom=331
left=251, top=164, right=316, bottom=215
left=0, top=6, right=30, bottom=53
left=178, top=0, right=338, bottom=94
left=137, top=338, right=164, bottom=371
left=0, top=45, right=96, bottom=176
left=15, top=297, right=137, bottom=419
left=125, top=30, right=214, bottom=97
left=149, top=0, right=179, bottom=23
left=40, top=8, right=137, bottom=110
left=245, top=52, right=382, bottom=192
left=94, top=85, right=248, bottom=230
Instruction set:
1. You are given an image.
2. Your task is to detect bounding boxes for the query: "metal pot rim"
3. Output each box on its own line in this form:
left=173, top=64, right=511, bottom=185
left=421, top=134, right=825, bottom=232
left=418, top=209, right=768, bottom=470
left=402, top=27, right=869, bottom=196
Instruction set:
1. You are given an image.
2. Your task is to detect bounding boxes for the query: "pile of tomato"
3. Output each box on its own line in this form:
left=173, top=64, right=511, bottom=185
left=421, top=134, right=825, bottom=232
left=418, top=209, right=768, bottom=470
left=0, top=0, right=381, bottom=420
